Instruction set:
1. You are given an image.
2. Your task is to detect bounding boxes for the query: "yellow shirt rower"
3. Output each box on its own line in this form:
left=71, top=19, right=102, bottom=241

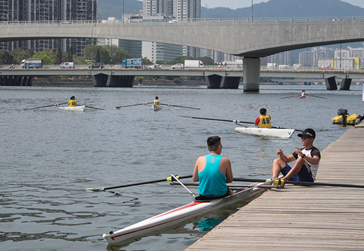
left=68, top=96, right=77, bottom=107
left=154, top=96, right=160, bottom=106
left=255, top=108, right=271, bottom=128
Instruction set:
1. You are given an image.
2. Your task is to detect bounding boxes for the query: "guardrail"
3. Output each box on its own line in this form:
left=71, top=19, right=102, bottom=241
left=1, top=64, right=363, bottom=72
left=1, top=16, right=364, bottom=25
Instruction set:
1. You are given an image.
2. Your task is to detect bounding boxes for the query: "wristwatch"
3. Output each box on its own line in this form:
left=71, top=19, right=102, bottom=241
left=301, top=155, right=305, bottom=159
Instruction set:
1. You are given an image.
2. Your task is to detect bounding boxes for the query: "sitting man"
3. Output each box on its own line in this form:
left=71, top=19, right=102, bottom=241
left=272, top=128, right=320, bottom=182
left=193, top=136, right=233, bottom=199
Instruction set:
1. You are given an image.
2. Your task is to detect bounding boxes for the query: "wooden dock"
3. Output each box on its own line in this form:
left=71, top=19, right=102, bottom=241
left=186, top=127, right=364, bottom=250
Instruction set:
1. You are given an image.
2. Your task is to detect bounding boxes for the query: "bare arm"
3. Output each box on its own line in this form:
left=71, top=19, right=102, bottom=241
left=193, top=156, right=205, bottom=182
left=220, top=157, right=233, bottom=183
left=276, top=148, right=295, bottom=163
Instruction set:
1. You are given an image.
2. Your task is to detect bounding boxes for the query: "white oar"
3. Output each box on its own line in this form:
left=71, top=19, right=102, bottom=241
left=171, top=174, right=195, bottom=197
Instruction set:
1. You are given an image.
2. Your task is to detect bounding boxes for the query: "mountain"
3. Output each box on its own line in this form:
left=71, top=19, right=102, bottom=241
left=98, top=0, right=364, bottom=20
left=203, top=0, right=364, bottom=19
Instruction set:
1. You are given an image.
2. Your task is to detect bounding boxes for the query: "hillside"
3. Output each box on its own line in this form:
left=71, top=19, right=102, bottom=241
left=98, top=0, right=364, bottom=20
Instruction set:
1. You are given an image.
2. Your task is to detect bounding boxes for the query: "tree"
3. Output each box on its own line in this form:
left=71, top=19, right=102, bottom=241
left=143, top=57, right=153, bottom=65
left=32, top=53, right=52, bottom=65
left=11, top=48, right=34, bottom=64
left=55, top=48, right=63, bottom=65
left=0, top=49, right=15, bottom=64
left=67, top=46, right=74, bottom=62
left=95, top=47, right=101, bottom=62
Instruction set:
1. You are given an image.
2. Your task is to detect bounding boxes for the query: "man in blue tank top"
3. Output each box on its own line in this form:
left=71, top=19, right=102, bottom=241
left=193, top=136, right=233, bottom=198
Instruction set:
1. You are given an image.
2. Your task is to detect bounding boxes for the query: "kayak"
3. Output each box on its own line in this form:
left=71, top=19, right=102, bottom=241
left=58, top=105, right=85, bottom=112
left=102, top=182, right=268, bottom=244
left=152, top=104, right=162, bottom=111
left=234, top=127, right=295, bottom=138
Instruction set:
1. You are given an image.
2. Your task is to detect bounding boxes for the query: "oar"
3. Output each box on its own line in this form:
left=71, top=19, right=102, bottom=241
left=85, top=105, right=105, bottom=110
left=171, top=182, right=278, bottom=189
left=233, top=177, right=364, bottom=189
left=161, top=103, right=200, bottom=110
left=179, top=115, right=255, bottom=125
left=308, top=94, right=327, bottom=99
left=115, top=102, right=152, bottom=109
left=24, top=102, right=68, bottom=110
left=86, top=174, right=192, bottom=192
left=280, top=96, right=296, bottom=99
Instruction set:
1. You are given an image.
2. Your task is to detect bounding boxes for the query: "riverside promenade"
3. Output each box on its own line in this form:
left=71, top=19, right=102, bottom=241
left=186, top=127, right=364, bottom=250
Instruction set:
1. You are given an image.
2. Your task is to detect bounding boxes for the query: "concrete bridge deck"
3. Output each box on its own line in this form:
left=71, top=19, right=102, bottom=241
left=185, top=126, right=364, bottom=250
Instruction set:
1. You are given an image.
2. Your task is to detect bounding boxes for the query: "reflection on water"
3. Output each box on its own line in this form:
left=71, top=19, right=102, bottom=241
left=0, top=84, right=361, bottom=251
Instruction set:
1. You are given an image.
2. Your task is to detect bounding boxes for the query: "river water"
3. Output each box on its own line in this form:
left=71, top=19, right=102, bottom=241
left=1, top=84, right=362, bottom=251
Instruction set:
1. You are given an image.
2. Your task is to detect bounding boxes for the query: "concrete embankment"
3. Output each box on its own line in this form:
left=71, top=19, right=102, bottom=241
left=185, top=127, right=364, bottom=250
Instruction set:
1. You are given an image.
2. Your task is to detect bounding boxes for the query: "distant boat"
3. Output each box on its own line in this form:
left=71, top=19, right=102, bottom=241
left=152, top=104, right=162, bottom=111
left=234, top=127, right=295, bottom=139
left=58, top=106, right=85, bottom=112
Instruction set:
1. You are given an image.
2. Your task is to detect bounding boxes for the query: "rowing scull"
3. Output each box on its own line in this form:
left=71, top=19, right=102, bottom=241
left=102, top=181, right=269, bottom=244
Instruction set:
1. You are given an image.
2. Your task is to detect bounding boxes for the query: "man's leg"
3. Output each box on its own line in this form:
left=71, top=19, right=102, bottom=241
left=272, top=158, right=286, bottom=178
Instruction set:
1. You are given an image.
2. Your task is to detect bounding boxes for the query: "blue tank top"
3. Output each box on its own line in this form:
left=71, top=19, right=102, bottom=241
left=198, top=154, right=228, bottom=197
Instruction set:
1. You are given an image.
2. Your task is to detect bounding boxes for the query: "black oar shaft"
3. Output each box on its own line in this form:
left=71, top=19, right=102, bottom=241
left=160, top=103, right=200, bottom=110
left=116, top=102, right=152, bottom=109
left=180, top=115, right=255, bottom=125
left=100, top=175, right=192, bottom=191
left=85, top=105, right=105, bottom=110
left=233, top=178, right=364, bottom=188
left=25, top=102, right=67, bottom=110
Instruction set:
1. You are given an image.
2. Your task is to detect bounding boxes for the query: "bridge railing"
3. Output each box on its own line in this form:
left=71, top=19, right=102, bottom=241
left=1, top=16, right=364, bottom=25
left=2, top=64, right=363, bottom=72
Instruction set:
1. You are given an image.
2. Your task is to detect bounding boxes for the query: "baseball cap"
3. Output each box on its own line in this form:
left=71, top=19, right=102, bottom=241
left=298, top=128, right=316, bottom=139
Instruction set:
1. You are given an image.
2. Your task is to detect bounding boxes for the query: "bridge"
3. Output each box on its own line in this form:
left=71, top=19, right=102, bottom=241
left=1, top=65, right=363, bottom=90
left=1, top=17, right=364, bottom=90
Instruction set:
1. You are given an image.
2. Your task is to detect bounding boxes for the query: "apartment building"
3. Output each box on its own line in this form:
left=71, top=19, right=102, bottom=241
left=0, top=0, right=97, bottom=56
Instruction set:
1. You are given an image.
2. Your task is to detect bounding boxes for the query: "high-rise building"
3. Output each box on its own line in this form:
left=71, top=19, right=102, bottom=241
left=0, top=0, right=97, bottom=56
left=143, top=0, right=173, bottom=17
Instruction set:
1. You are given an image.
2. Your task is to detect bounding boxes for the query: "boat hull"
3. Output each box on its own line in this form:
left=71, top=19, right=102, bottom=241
left=152, top=104, right=162, bottom=111
left=102, top=184, right=266, bottom=244
left=58, top=105, right=85, bottom=112
left=234, top=127, right=295, bottom=138
left=332, top=114, right=357, bottom=125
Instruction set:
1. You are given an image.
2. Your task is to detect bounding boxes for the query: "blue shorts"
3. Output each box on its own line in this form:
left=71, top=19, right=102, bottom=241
left=281, top=163, right=314, bottom=182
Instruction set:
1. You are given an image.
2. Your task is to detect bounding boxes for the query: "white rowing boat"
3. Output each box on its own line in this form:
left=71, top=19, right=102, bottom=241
left=152, top=104, right=162, bottom=111
left=58, top=105, right=85, bottom=112
left=234, top=127, right=295, bottom=138
left=102, top=182, right=268, bottom=244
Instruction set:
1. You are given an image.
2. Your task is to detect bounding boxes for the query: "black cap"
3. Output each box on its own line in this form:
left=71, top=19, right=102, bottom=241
left=298, top=128, right=316, bottom=139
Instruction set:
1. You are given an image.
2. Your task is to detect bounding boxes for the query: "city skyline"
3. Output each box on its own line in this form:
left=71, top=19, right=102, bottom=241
left=200, top=0, right=364, bottom=9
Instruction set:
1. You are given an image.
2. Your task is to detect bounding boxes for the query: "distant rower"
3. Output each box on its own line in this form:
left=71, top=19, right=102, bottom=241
left=68, top=96, right=77, bottom=107
left=255, top=108, right=271, bottom=128
left=154, top=96, right=160, bottom=106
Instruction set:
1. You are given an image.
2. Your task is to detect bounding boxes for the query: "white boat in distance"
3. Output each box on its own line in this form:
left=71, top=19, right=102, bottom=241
left=234, top=127, right=295, bottom=139
left=58, top=105, right=85, bottom=112
left=152, top=104, right=162, bottom=111
left=102, top=182, right=267, bottom=244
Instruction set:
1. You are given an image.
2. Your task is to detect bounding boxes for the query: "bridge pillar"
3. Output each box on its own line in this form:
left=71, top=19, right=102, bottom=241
left=106, top=75, right=134, bottom=87
left=325, top=77, right=337, bottom=90
left=340, top=78, right=352, bottom=90
left=93, top=74, right=135, bottom=87
left=0, top=75, right=31, bottom=86
left=243, top=57, right=260, bottom=92
left=205, top=75, right=241, bottom=89
left=205, top=75, right=222, bottom=88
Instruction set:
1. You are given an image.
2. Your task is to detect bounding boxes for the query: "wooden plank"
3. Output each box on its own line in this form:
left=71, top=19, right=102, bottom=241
left=185, top=128, right=364, bottom=251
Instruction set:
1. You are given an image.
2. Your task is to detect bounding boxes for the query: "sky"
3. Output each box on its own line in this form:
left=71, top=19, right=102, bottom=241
left=201, top=0, right=364, bottom=9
